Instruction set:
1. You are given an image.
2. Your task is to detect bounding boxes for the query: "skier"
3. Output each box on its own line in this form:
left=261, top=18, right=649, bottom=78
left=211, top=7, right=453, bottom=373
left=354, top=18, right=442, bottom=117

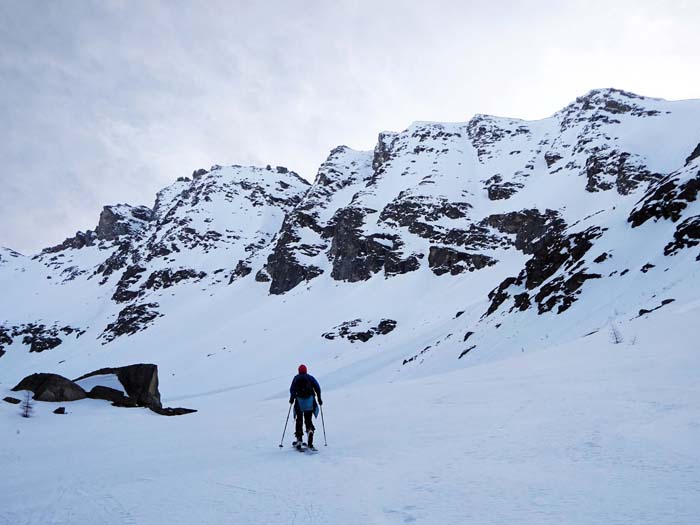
left=289, top=364, right=322, bottom=450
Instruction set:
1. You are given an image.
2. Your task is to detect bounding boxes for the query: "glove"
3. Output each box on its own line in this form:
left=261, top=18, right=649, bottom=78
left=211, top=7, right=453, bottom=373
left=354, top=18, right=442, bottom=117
left=289, top=398, right=294, bottom=404
left=318, top=398, right=323, bottom=406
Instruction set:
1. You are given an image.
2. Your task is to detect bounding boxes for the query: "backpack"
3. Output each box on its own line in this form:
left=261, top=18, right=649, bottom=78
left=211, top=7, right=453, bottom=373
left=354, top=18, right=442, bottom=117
left=295, top=375, right=314, bottom=398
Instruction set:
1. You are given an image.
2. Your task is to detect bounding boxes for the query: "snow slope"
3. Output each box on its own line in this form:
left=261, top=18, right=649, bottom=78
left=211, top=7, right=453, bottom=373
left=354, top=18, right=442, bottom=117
left=1, top=303, right=698, bottom=524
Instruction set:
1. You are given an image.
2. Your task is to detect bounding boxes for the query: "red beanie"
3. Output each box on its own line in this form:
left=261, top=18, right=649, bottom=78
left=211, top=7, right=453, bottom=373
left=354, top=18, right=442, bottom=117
left=298, top=364, right=307, bottom=374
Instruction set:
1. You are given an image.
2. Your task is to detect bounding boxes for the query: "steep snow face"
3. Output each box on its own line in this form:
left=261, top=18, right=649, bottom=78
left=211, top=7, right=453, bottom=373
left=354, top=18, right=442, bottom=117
left=0, top=88, right=699, bottom=387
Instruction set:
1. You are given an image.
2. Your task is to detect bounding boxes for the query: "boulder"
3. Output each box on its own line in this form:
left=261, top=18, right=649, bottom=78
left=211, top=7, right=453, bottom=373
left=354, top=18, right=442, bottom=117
left=116, top=364, right=161, bottom=408
left=75, top=364, right=162, bottom=408
left=11, top=365, right=194, bottom=415
left=12, top=373, right=87, bottom=402
left=87, top=386, right=137, bottom=407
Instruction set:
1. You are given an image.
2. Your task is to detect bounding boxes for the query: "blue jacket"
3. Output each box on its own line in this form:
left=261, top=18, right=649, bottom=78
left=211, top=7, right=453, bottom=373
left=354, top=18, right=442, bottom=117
left=289, top=373, right=321, bottom=403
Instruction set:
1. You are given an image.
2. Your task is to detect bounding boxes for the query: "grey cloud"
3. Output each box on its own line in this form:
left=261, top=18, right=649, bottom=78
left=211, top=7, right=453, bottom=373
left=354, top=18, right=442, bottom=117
left=1, top=0, right=699, bottom=254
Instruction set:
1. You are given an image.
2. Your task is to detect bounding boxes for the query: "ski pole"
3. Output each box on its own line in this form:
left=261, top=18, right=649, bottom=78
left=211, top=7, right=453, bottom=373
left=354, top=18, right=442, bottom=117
left=320, top=405, right=327, bottom=446
left=279, top=402, right=292, bottom=448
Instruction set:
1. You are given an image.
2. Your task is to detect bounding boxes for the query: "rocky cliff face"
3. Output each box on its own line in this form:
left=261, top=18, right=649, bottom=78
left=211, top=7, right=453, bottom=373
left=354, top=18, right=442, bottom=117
left=1, top=88, right=699, bottom=376
left=3, top=165, right=309, bottom=350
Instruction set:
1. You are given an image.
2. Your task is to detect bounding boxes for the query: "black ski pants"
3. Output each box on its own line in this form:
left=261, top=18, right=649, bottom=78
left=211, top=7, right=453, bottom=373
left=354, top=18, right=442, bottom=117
left=295, top=409, right=315, bottom=439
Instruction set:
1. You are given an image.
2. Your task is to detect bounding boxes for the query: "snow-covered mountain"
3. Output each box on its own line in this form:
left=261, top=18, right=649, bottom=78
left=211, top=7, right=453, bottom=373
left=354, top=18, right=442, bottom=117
left=1, top=88, right=698, bottom=380
left=1, top=88, right=699, bottom=524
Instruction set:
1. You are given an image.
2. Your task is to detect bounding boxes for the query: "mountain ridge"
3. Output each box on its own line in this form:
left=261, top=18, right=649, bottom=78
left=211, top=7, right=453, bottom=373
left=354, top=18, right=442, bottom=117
left=1, top=87, right=699, bottom=391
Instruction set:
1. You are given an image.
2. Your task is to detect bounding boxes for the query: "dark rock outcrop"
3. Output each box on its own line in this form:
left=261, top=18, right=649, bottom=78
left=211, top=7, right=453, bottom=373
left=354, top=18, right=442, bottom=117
left=485, top=276, right=520, bottom=316
left=3, top=396, right=21, bottom=404
left=0, top=323, right=85, bottom=355
left=638, top=298, right=675, bottom=317
left=94, top=240, right=135, bottom=282
left=328, top=207, right=421, bottom=282
left=403, top=344, right=435, bottom=364
left=685, top=143, right=700, bottom=166
left=101, top=303, right=161, bottom=343
left=458, top=345, right=476, bottom=359
left=468, top=114, right=530, bottom=162
left=534, top=270, right=603, bottom=314
left=143, top=268, right=206, bottom=291
left=664, top=216, right=700, bottom=256
left=483, top=209, right=566, bottom=254
left=265, top=241, right=324, bottom=294
left=380, top=195, right=471, bottom=227
left=264, top=215, right=325, bottom=295
left=428, top=246, right=496, bottom=275
left=53, top=407, right=66, bottom=415
left=544, top=151, right=563, bottom=168
left=96, top=205, right=154, bottom=241
left=375, top=319, right=397, bottom=335
left=0, top=327, right=11, bottom=356
left=629, top=170, right=700, bottom=227
left=485, top=226, right=605, bottom=316
left=41, top=230, right=97, bottom=254
left=229, top=260, right=253, bottom=283
left=43, top=205, right=153, bottom=256
left=584, top=148, right=660, bottom=195
left=640, top=263, right=655, bottom=273
left=483, top=175, right=524, bottom=200
left=21, top=325, right=63, bottom=353
left=557, top=89, right=660, bottom=133
left=323, top=319, right=397, bottom=343
left=372, top=132, right=398, bottom=175
left=329, top=207, right=380, bottom=282
left=112, top=265, right=147, bottom=303
left=522, top=226, right=605, bottom=290
left=12, top=373, right=87, bottom=402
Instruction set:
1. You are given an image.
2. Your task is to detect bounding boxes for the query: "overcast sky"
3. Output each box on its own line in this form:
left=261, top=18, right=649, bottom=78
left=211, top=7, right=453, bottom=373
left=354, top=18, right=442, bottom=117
left=1, top=0, right=698, bottom=254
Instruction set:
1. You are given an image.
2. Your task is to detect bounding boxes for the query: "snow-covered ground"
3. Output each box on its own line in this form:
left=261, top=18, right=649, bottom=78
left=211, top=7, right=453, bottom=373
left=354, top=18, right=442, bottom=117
left=2, top=300, right=698, bottom=525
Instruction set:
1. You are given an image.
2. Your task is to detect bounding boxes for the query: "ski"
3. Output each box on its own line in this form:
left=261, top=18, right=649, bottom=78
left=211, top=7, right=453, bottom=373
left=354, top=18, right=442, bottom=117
left=291, top=441, right=318, bottom=453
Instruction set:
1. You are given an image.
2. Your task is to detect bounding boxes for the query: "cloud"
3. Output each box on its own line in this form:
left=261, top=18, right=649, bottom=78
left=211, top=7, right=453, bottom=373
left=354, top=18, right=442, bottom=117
left=1, top=0, right=698, bottom=254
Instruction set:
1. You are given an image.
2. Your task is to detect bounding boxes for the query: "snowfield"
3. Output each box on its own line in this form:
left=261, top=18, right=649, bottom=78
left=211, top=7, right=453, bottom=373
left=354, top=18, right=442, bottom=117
left=1, top=301, right=699, bottom=524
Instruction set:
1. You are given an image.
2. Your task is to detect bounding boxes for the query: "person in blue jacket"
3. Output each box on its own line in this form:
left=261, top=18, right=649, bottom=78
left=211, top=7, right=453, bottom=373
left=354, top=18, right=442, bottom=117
left=289, top=364, right=322, bottom=449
